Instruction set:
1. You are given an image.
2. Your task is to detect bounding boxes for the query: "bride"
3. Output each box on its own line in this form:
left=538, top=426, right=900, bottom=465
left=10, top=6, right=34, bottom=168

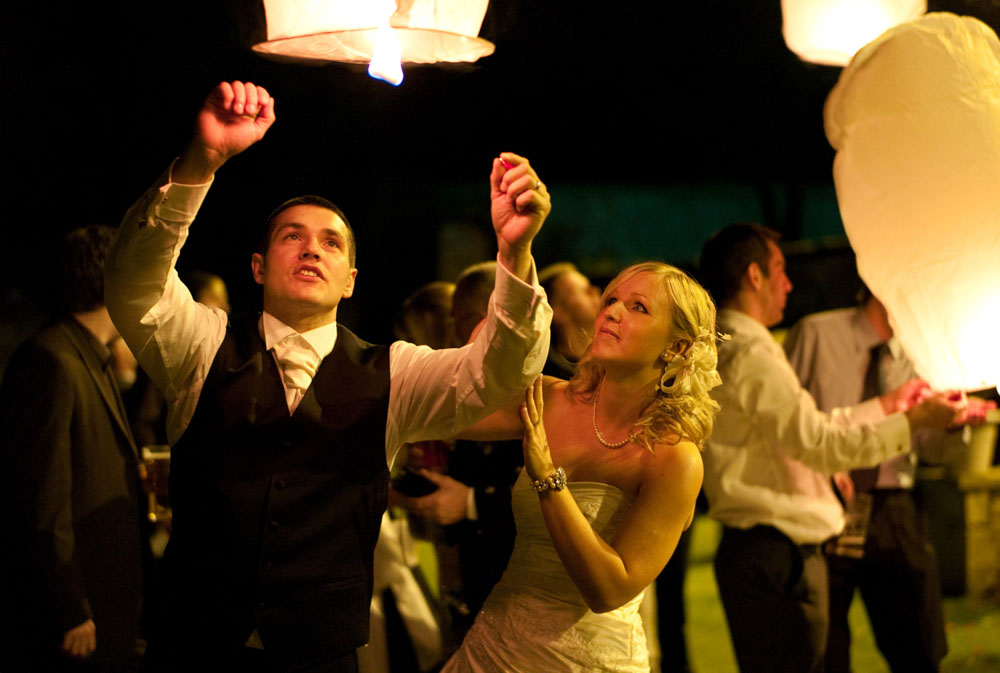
left=442, top=261, right=722, bottom=672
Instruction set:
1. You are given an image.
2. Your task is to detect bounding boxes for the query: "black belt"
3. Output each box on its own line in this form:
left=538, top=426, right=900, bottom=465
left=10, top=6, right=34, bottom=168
left=726, top=524, right=829, bottom=556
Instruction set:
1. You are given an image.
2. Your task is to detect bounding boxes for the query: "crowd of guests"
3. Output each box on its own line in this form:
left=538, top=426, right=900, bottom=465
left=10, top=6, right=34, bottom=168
left=1, top=79, right=995, bottom=673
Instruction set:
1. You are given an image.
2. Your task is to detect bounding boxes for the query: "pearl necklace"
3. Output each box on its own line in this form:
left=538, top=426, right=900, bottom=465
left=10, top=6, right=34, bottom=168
left=592, top=385, right=638, bottom=449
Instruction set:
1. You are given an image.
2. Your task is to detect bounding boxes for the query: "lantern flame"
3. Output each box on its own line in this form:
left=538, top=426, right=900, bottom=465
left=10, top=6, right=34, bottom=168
left=368, top=25, right=404, bottom=86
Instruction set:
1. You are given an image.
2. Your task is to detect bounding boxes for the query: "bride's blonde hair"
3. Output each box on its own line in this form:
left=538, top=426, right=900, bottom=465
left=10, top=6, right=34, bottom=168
left=568, top=262, right=721, bottom=451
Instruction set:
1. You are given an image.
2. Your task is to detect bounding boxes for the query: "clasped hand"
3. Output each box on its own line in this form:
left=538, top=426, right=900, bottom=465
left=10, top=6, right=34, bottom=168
left=491, top=153, right=551, bottom=279
left=175, top=80, right=276, bottom=184
left=61, top=618, right=96, bottom=659
left=886, top=379, right=996, bottom=431
left=401, top=470, right=471, bottom=526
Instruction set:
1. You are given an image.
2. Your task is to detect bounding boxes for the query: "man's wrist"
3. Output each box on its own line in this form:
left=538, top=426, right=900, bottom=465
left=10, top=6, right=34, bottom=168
left=497, top=241, right=532, bottom=281
left=154, top=165, right=213, bottom=223
left=172, top=143, right=227, bottom=185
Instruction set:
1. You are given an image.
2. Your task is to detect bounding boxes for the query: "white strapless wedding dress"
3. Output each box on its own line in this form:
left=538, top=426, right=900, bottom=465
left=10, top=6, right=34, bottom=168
left=442, top=472, right=649, bottom=672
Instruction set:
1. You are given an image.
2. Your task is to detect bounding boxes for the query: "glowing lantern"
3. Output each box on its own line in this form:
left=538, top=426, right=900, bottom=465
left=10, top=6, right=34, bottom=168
left=782, top=0, right=926, bottom=66
left=252, top=0, right=495, bottom=85
left=825, top=13, right=1000, bottom=392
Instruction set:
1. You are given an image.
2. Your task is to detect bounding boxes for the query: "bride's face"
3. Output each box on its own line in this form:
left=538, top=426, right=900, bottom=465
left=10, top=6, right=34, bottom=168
left=590, top=272, right=674, bottom=371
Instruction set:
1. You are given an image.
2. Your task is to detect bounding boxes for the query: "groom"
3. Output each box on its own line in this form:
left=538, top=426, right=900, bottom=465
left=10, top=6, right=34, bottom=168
left=106, top=81, right=552, bottom=672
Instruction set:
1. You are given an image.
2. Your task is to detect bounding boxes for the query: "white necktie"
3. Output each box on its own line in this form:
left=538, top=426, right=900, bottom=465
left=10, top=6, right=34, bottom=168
left=271, top=334, right=320, bottom=413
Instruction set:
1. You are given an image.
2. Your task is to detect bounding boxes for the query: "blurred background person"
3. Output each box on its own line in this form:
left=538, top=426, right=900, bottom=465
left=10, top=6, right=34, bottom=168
left=538, top=262, right=601, bottom=379
left=110, top=336, right=139, bottom=394
left=1, top=225, right=148, bottom=673
left=183, top=270, right=231, bottom=315
left=784, top=286, right=993, bottom=673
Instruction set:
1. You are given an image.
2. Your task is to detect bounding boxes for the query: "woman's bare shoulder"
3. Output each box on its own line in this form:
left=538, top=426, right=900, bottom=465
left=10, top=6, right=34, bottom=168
left=543, top=376, right=576, bottom=407
left=543, top=375, right=570, bottom=392
left=642, top=435, right=704, bottom=487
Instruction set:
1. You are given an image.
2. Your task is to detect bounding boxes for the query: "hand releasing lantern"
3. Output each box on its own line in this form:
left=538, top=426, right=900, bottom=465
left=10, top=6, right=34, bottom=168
left=825, top=12, right=1000, bottom=392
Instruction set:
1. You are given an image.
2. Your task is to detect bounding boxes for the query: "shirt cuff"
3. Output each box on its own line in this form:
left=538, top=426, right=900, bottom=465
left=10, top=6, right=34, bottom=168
left=493, top=254, right=544, bottom=319
left=850, top=396, right=886, bottom=424
left=877, top=411, right=911, bottom=459
left=466, top=485, right=478, bottom=521
left=151, top=159, right=214, bottom=224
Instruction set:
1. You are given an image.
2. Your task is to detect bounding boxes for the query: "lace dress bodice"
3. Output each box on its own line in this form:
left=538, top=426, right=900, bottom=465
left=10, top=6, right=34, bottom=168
left=442, top=471, right=649, bottom=672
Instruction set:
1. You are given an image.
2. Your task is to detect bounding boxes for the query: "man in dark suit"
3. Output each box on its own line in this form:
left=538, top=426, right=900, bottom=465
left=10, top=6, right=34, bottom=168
left=1, top=225, right=147, bottom=672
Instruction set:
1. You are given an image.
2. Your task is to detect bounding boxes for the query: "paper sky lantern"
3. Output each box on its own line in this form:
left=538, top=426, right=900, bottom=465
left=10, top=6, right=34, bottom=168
left=782, top=0, right=926, bottom=66
left=252, top=0, right=495, bottom=85
left=825, top=12, right=1000, bottom=392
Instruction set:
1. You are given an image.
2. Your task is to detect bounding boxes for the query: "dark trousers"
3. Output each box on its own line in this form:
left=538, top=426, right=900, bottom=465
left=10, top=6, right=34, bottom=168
left=656, top=524, right=693, bottom=673
left=824, top=489, right=946, bottom=673
left=714, top=525, right=828, bottom=673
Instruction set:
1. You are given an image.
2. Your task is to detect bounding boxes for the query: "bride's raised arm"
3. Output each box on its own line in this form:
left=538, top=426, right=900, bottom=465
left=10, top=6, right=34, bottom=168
left=520, top=377, right=704, bottom=613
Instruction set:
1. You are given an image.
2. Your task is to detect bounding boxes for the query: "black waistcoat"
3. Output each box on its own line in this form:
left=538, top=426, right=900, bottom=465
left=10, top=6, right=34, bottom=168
left=160, top=316, right=390, bottom=671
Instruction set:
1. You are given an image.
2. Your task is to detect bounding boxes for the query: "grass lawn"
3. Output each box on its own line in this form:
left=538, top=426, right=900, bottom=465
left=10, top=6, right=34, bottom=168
left=684, top=517, right=1000, bottom=673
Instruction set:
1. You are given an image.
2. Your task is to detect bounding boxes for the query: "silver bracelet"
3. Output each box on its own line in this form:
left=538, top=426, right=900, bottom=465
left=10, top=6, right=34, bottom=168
left=531, top=467, right=567, bottom=493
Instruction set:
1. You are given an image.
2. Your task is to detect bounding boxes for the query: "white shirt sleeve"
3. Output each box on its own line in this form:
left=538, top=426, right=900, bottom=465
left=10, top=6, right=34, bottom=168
left=384, top=259, right=551, bottom=467
left=731, top=337, right=911, bottom=476
left=105, top=170, right=229, bottom=445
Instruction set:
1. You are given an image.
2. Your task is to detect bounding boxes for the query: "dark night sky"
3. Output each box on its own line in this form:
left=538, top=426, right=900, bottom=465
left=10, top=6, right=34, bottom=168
left=3, top=0, right=998, bottom=343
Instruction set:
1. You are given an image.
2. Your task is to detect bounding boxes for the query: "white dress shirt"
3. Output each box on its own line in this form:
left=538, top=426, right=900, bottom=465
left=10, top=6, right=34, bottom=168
left=105, top=169, right=552, bottom=469
left=702, top=309, right=911, bottom=544
left=264, top=313, right=332, bottom=413
left=784, top=306, right=969, bottom=489
left=784, top=307, right=918, bottom=489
